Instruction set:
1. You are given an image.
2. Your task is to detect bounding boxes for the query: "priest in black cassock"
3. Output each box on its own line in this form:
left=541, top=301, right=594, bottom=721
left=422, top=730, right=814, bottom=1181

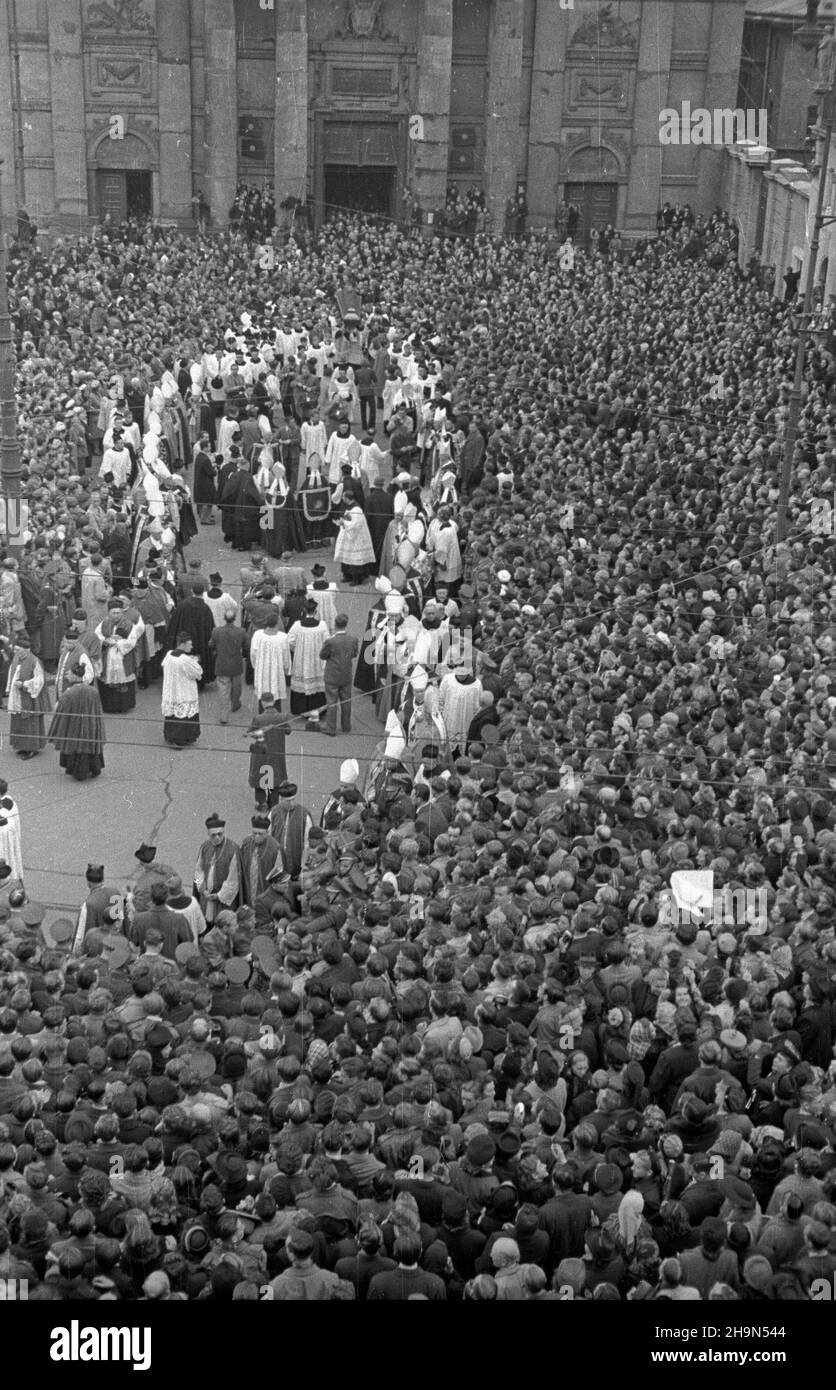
left=166, top=582, right=216, bottom=687
left=221, top=456, right=265, bottom=551
left=48, top=663, right=106, bottom=781
left=365, top=480, right=395, bottom=568
left=239, top=813, right=283, bottom=907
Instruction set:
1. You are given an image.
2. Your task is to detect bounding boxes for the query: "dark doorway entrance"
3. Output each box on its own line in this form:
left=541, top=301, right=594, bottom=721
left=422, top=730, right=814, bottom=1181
left=96, top=170, right=152, bottom=223
left=126, top=171, right=152, bottom=219
left=564, top=182, right=619, bottom=246
left=324, top=166, right=394, bottom=220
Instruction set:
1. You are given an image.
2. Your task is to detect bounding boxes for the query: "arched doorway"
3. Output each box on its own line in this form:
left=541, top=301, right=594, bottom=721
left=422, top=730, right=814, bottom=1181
left=88, top=129, right=158, bottom=224
left=563, top=145, right=623, bottom=246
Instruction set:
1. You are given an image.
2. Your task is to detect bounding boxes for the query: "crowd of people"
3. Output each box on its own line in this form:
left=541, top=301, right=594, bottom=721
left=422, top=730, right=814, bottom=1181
left=0, top=196, right=835, bottom=1302
left=228, top=185, right=277, bottom=241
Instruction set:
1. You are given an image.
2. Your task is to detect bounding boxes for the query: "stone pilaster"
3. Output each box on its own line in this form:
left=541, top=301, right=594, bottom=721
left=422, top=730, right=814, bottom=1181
left=414, top=0, right=453, bottom=214
left=526, top=0, right=569, bottom=229
left=204, top=0, right=237, bottom=227
left=46, top=0, right=88, bottom=223
left=158, top=0, right=193, bottom=222
left=484, top=0, right=524, bottom=234
left=0, top=1, right=17, bottom=235
left=274, top=0, right=308, bottom=209
left=624, top=1, right=673, bottom=237
left=697, top=0, right=749, bottom=211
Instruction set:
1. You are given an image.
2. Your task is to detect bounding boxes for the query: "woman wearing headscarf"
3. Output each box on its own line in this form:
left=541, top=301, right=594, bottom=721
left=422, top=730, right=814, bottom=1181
left=490, top=1237, right=539, bottom=1300
left=380, top=1191, right=427, bottom=1258
left=613, top=1190, right=651, bottom=1262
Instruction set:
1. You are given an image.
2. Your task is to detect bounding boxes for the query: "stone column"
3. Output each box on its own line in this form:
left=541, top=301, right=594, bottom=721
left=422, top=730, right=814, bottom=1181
left=624, top=1, right=673, bottom=237
left=46, top=0, right=89, bottom=223
left=414, top=0, right=453, bottom=215
left=204, top=0, right=237, bottom=227
left=484, top=0, right=524, bottom=234
left=158, top=0, right=193, bottom=222
left=0, top=2, right=17, bottom=236
left=274, top=0, right=308, bottom=212
left=526, top=0, right=569, bottom=229
left=697, top=0, right=748, bottom=211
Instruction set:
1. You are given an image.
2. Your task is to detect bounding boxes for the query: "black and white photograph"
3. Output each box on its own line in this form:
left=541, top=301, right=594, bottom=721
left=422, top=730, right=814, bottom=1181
left=0, top=0, right=834, bottom=1375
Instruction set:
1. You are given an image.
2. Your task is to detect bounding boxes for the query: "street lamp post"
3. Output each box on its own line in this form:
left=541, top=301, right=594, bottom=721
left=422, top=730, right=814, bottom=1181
left=0, top=160, right=24, bottom=556
left=776, top=3, right=836, bottom=543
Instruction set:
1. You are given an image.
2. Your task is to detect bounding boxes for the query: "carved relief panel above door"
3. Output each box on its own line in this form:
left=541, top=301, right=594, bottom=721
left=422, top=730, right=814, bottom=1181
left=568, top=68, right=632, bottom=116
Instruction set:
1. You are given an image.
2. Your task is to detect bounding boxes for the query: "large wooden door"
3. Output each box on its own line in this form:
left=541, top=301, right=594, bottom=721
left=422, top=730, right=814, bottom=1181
left=564, top=182, right=618, bottom=243
left=96, top=170, right=127, bottom=224
left=315, top=117, right=404, bottom=229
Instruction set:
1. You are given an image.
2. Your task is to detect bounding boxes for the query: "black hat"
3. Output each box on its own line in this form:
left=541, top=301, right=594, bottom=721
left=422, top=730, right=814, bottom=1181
left=205, top=814, right=226, bottom=830
left=421, top=744, right=440, bottom=761
left=251, top=814, right=270, bottom=829
left=311, top=564, right=326, bottom=577
left=277, top=782, right=297, bottom=798
left=134, top=843, right=156, bottom=864
left=0, top=860, right=11, bottom=882
left=209, top=572, right=223, bottom=585
left=86, top=864, right=104, bottom=883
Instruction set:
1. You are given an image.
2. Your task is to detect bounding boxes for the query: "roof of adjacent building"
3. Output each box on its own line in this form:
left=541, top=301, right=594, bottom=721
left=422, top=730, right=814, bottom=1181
left=746, top=0, right=835, bottom=19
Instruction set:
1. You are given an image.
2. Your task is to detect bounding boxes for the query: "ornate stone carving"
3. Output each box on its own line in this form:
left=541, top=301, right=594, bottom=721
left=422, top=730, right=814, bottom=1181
left=570, top=4, right=637, bottom=49
left=89, top=50, right=152, bottom=98
left=341, top=0, right=389, bottom=40
left=99, top=58, right=142, bottom=83
left=85, top=0, right=153, bottom=34
left=569, top=67, right=632, bottom=114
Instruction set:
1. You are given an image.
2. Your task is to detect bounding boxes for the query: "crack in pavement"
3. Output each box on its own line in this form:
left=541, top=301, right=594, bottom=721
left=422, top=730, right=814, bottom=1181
left=145, top=755, right=176, bottom=848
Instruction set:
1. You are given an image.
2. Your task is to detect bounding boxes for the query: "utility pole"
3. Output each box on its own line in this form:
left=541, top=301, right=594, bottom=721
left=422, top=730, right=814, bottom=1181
left=0, top=160, right=24, bottom=556
left=777, top=0, right=836, bottom=543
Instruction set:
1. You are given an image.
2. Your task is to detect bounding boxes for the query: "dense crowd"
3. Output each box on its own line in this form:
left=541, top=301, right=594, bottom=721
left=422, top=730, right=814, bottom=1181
left=228, top=185, right=276, bottom=241
left=0, top=199, right=835, bottom=1302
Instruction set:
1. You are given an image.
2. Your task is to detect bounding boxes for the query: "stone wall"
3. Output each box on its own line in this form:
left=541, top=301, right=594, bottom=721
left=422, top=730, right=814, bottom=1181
left=0, top=0, right=751, bottom=239
left=720, top=142, right=812, bottom=296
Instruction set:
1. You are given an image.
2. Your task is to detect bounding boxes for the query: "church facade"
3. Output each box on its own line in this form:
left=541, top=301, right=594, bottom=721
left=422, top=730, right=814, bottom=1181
left=0, top=0, right=747, bottom=238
